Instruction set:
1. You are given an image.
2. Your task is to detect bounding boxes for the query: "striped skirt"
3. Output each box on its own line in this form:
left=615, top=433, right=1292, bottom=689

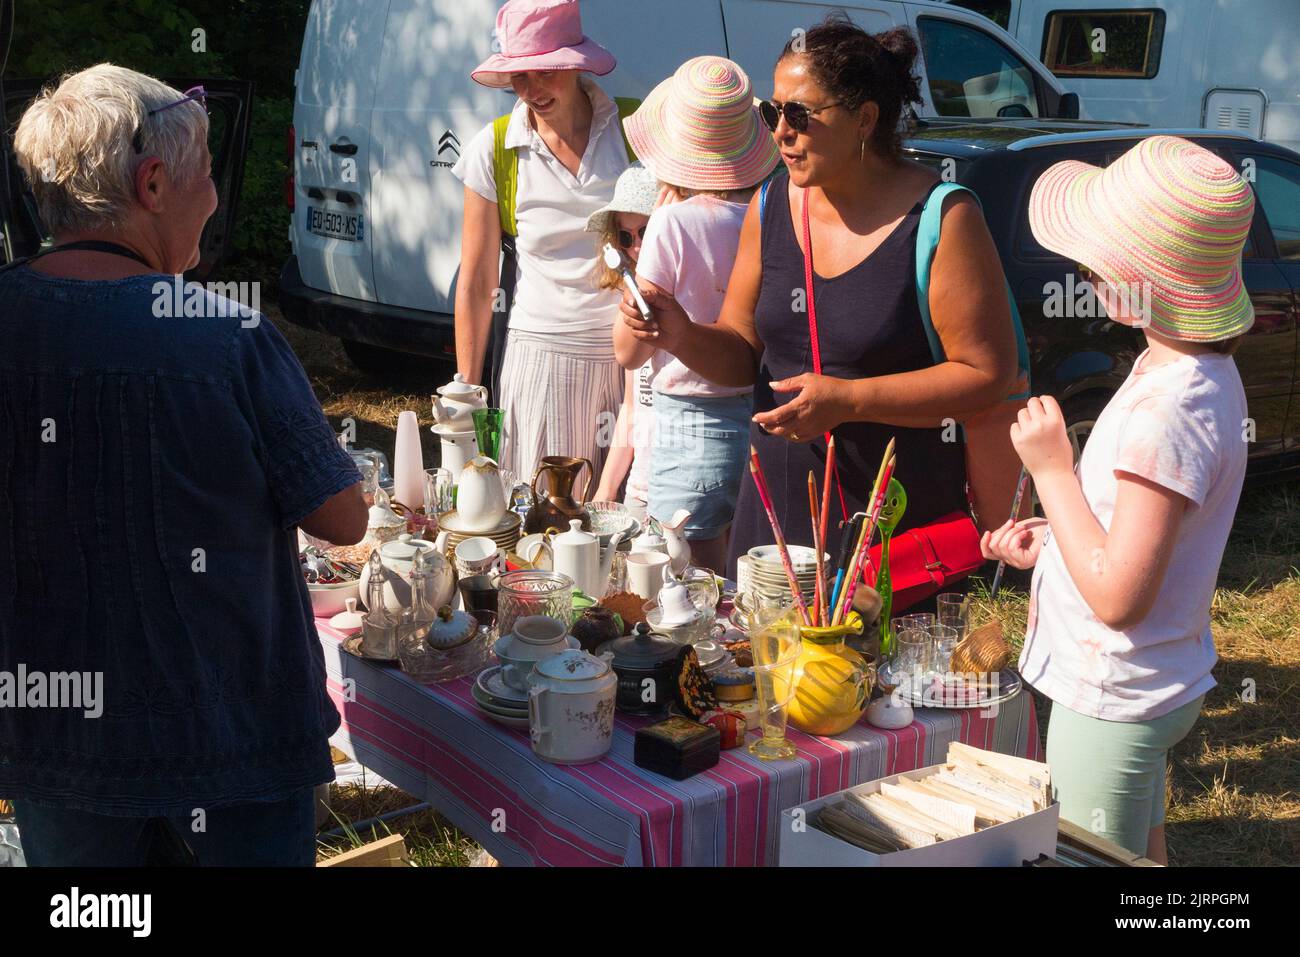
left=498, top=329, right=625, bottom=492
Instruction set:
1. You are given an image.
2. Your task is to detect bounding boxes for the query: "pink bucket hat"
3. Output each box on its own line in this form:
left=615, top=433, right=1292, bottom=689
left=471, top=0, right=616, bottom=89
left=624, top=56, right=780, bottom=192
left=1028, top=135, right=1255, bottom=342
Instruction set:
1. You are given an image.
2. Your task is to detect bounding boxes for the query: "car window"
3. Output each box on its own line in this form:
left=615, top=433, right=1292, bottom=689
left=1042, top=9, right=1166, bottom=79
left=946, top=1, right=1013, bottom=31
left=1014, top=148, right=1116, bottom=260
left=1248, top=155, right=1300, bottom=261
left=917, top=17, right=1041, bottom=119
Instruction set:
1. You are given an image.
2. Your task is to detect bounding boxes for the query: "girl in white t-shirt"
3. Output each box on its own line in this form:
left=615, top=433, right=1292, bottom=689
left=589, top=165, right=659, bottom=515
left=982, top=136, right=1257, bottom=862
left=613, top=56, right=779, bottom=572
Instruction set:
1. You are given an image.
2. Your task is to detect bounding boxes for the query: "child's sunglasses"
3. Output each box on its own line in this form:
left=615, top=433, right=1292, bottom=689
left=618, top=225, right=646, bottom=248
left=758, top=98, right=844, bottom=133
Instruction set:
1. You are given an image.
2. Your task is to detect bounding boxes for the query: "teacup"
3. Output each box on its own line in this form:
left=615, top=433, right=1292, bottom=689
left=516, top=532, right=555, bottom=570
left=494, top=614, right=574, bottom=691
left=455, top=536, right=505, bottom=579
left=625, top=551, right=671, bottom=601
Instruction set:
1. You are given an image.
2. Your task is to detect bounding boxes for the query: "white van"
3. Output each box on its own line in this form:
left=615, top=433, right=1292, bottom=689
left=280, top=0, right=1084, bottom=372
left=942, top=0, right=1300, bottom=154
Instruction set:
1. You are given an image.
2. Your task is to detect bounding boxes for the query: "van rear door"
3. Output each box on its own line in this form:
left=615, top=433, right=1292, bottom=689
left=293, top=0, right=390, bottom=301
left=368, top=0, right=511, bottom=319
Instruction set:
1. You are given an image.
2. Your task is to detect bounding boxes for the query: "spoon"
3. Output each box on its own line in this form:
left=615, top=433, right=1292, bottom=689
left=602, top=243, right=653, bottom=322
left=873, top=478, right=907, bottom=660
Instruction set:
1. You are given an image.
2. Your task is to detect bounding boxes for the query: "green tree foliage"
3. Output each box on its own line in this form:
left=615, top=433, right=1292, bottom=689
left=7, top=0, right=311, bottom=284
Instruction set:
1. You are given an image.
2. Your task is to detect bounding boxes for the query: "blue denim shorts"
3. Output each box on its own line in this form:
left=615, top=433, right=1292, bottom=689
left=647, top=391, right=753, bottom=540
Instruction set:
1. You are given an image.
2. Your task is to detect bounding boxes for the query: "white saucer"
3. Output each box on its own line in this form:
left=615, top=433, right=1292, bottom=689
left=440, top=511, right=522, bottom=536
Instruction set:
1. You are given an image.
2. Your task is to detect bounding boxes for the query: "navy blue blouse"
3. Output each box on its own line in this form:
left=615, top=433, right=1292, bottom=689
left=0, top=267, right=359, bottom=815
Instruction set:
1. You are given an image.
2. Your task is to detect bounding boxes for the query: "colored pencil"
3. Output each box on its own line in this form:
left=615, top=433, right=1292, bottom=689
left=808, top=471, right=825, bottom=626
left=836, top=455, right=895, bottom=626
left=748, top=447, right=811, bottom=626
left=832, top=439, right=895, bottom=625
left=827, top=512, right=864, bottom=615
left=819, top=436, right=836, bottom=550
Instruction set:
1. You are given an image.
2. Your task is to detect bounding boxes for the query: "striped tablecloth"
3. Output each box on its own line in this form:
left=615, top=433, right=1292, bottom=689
left=320, top=622, right=1041, bottom=866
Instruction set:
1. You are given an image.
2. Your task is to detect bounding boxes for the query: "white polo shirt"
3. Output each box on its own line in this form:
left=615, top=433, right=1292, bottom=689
left=453, top=76, right=628, bottom=341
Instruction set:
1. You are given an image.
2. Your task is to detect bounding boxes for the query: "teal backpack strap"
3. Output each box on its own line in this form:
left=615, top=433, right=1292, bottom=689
left=915, top=182, right=1031, bottom=400
left=759, top=179, right=772, bottom=226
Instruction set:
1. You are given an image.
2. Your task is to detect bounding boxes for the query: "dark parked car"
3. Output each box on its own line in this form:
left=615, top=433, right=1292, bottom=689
left=904, top=120, right=1300, bottom=483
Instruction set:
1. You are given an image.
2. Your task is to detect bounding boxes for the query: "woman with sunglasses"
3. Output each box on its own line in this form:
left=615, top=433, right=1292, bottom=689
left=619, top=16, right=1020, bottom=581
left=0, top=64, right=367, bottom=865
left=453, top=0, right=629, bottom=484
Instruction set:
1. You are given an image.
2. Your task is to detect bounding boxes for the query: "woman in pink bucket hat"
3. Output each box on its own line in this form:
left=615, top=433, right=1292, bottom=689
left=984, top=135, right=1256, bottom=861
left=613, top=56, right=779, bottom=571
left=452, top=0, right=629, bottom=484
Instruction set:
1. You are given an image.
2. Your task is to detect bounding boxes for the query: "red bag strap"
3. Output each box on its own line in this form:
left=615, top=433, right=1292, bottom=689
left=799, top=188, right=849, bottom=523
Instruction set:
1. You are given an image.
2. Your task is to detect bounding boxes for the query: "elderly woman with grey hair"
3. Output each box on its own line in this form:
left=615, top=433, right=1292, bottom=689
left=0, top=64, right=366, bottom=866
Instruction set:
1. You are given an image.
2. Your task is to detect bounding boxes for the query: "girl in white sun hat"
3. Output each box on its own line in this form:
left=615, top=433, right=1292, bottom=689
left=588, top=164, right=660, bottom=516
left=983, top=135, right=1256, bottom=862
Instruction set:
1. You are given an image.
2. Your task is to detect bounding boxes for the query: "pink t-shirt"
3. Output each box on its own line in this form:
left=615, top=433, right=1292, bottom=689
left=1020, top=349, right=1248, bottom=721
left=635, top=196, right=752, bottom=398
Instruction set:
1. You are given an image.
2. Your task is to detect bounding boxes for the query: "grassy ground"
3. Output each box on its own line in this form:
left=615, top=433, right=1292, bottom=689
left=277, top=307, right=1298, bottom=866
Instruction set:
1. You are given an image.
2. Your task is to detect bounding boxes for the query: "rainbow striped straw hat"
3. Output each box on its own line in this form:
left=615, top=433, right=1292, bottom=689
left=623, top=56, right=779, bottom=192
left=1028, top=135, right=1255, bottom=342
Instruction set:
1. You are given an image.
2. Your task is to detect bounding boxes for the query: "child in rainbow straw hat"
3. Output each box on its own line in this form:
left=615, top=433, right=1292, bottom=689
left=983, top=135, right=1255, bottom=861
left=612, top=56, right=780, bottom=572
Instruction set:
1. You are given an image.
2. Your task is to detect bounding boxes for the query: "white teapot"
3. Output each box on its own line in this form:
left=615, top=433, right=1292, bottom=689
left=528, top=648, right=617, bottom=764
left=433, top=373, right=488, bottom=429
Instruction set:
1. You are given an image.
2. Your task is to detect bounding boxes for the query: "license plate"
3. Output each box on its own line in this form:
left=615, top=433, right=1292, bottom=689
left=307, top=206, right=363, bottom=241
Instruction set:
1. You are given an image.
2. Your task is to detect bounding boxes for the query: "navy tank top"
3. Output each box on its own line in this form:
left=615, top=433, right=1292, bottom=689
left=727, top=172, right=968, bottom=574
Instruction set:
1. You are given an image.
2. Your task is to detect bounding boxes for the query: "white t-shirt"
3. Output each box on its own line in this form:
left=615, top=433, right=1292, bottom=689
left=452, top=77, right=627, bottom=340
left=635, top=196, right=752, bottom=398
left=624, top=360, right=655, bottom=505
left=1020, top=349, right=1248, bottom=721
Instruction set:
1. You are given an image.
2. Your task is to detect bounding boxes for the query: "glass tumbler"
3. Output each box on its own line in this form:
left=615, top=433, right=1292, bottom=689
left=936, top=593, right=969, bottom=640
left=748, top=606, right=802, bottom=761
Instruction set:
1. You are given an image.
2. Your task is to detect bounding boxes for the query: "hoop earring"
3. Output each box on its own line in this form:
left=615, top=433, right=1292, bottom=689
left=860, top=139, right=866, bottom=162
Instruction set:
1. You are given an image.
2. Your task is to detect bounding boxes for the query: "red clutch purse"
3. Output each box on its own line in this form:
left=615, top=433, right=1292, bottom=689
left=866, top=510, right=983, bottom=612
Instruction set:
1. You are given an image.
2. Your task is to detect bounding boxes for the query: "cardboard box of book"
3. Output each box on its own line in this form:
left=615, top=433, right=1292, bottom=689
left=778, top=743, right=1058, bottom=867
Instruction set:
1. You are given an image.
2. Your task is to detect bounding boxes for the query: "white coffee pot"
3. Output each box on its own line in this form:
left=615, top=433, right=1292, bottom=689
left=456, top=455, right=507, bottom=532
left=552, top=519, right=600, bottom=598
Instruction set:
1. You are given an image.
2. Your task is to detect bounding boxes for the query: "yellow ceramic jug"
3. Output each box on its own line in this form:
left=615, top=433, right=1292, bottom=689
left=783, top=612, right=875, bottom=736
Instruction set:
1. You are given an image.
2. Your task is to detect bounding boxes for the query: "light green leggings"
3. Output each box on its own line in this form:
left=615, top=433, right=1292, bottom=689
left=1045, top=694, right=1205, bottom=856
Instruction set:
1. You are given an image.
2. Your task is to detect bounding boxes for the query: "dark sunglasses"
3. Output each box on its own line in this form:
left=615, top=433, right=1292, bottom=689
left=617, top=225, right=646, bottom=248
left=132, top=86, right=208, bottom=154
left=758, top=98, right=844, bottom=133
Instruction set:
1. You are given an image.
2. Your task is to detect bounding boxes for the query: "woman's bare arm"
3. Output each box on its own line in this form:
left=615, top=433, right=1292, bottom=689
left=455, top=186, right=503, bottom=385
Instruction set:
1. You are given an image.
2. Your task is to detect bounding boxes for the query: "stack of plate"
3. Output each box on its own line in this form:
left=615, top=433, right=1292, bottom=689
left=742, top=544, right=827, bottom=601
left=438, top=511, right=522, bottom=558
left=471, top=665, right=530, bottom=728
